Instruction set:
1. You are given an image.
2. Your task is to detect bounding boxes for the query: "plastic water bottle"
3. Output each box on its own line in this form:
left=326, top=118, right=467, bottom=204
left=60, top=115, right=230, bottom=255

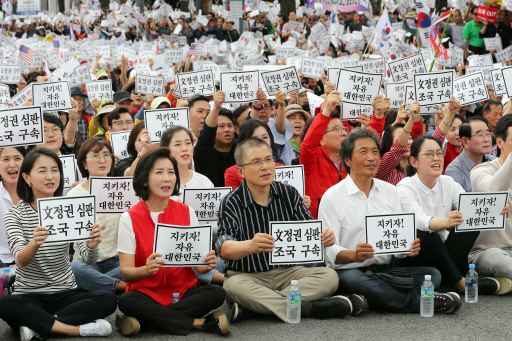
left=465, top=264, right=478, bottom=303
left=286, top=280, right=301, bottom=323
left=420, top=275, right=434, bottom=317
left=172, top=293, right=180, bottom=304
left=2, top=268, right=9, bottom=297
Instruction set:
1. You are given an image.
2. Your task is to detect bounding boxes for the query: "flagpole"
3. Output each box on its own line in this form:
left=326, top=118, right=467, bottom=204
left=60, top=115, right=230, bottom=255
left=429, top=10, right=453, bottom=72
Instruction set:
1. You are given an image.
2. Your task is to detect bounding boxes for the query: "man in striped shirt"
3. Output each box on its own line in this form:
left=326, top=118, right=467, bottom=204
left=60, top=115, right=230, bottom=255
left=216, top=138, right=367, bottom=323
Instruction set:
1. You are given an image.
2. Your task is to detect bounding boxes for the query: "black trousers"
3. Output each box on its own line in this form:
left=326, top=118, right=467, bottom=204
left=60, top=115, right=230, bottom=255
left=0, top=288, right=117, bottom=339
left=468, top=45, right=484, bottom=55
left=118, top=285, right=225, bottom=335
left=392, top=229, right=479, bottom=286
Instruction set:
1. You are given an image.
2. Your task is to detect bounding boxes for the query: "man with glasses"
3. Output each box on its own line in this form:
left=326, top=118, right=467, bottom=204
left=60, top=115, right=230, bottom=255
left=482, top=100, right=504, bottom=156
left=446, top=117, right=497, bottom=192
left=71, top=87, right=93, bottom=142
left=249, top=88, right=272, bottom=124
left=217, top=137, right=365, bottom=324
left=107, top=107, right=135, bottom=137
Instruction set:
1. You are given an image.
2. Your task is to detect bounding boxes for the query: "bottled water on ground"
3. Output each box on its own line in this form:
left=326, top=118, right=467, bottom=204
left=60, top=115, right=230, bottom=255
left=287, top=280, right=301, bottom=323
left=466, top=264, right=478, bottom=303
left=420, top=275, right=434, bottom=317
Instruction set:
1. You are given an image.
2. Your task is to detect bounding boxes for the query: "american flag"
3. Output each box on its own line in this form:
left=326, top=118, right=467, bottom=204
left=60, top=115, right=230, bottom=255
left=53, top=40, right=60, bottom=54
left=187, top=43, right=199, bottom=56
left=19, top=45, right=35, bottom=65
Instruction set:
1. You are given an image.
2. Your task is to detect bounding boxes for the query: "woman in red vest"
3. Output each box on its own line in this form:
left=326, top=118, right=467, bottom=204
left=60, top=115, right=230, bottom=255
left=116, top=148, right=230, bottom=337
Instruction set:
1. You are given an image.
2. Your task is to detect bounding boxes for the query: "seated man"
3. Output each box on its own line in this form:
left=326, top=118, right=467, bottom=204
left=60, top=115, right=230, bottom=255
left=216, top=137, right=367, bottom=323
left=445, top=117, right=496, bottom=192
left=319, top=94, right=460, bottom=314
left=470, top=114, right=512, bottom=291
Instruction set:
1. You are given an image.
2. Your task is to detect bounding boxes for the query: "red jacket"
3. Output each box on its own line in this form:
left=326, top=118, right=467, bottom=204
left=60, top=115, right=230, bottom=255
left=126, top=200, right=198, bottom=306
left=443, top=143, right=461, bottom=174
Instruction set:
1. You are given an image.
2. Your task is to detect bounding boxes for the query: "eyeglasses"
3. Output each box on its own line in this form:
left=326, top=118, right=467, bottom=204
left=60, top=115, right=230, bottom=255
left=471, top=131, right=493, bottom=139
left=324, top=126, right=348, bottom=134
left=72, top=97, right=85, bottom=102
left=87, top=153, right=112, bottom=162
left=112, top=120, right=135, bottom=127
left=239, top=155, right=274, bottom=168
left=298, top=93, right=307, bottom=98
left=419, top=150, right=444, bottom=159
left=44, top=127, right=62, bottom=136
left=256, top=104, right=270, bottom=109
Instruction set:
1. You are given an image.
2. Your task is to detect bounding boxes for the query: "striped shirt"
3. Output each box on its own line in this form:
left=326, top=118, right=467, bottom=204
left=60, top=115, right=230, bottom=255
left=68, top=184, right=120, bottom=262
left=5, top=201, right=98, bottom=295
left=215, top=180, right=312, bottom=273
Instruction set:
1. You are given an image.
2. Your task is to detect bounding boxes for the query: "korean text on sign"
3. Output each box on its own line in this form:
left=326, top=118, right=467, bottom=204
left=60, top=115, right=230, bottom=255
left=413, top=70, right=454, bottom=106
left=274, top=165, right=305, bottom=196
left=37, top=195, right=96, bottom=244
left=453, top=72, right=489, bottom=106
left=110, top=131, right=131, bottom=160
left=32, top=81, right=73, bottom=111
left=135, top=75, right=165, bottom=97
left=89, top=177, right=140, bottom=214
left=385, top=81, right=412, bottom=109
left=0, top=84, right=10, bottom=109
left=85, top=80, right=113, bottom=102
left=0, top=106, right=43, bottom=148
left=59, top=154, right=78, bottom=189
left=365, top=213, right=416, bottom=255
left=301, top=57, right=324, bottom=79
left=144, top=108, right=190, bottom=143
left=337, top=70, right=382, bottom=105
left=176, top=70, right=216, bottom=98
left=0, top=65, right=22, bottom=84
left=456, top=192, right=509, bottom=232
left=270, top=220, right=324, bottom=265
left=387, top=54, right=427, bottom=82
left=220, top=71, right=259, bottom=103
left=183, top=187, right=231, bottom=221
left=153, top=224, right=212, bottom=267
left=260, top=67, right=302, bottom=96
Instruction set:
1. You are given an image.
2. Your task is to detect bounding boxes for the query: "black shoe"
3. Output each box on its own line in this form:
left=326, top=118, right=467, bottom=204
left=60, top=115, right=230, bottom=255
left=202, top=311, right=231, bottom=336
left=344, top=294, right=369, bottom=316
left=479, top=277, right=500, bottom=295
left=434, top=292, right=461, bottom=314
left=311, top=295, right=352, bottom=319
left=229, top=302, right=255, bottom=323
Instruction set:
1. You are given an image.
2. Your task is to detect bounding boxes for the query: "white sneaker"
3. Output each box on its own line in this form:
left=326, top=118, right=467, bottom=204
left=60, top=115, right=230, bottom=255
left=19, top=326, right=39, bottom=341
left=79, top=319, right=112, bottom=337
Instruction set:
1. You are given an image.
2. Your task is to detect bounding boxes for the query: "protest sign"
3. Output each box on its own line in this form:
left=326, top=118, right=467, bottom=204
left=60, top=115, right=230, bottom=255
left=220, top=71, right=259, bottom=103
left=274, top=165, right=305, bottom=196
left=269, top=220, right=324, bottom=265
left=59, top=154, right=77, bottom=189
left=135, top=75, right=165, bottom=96
left=260, top=67, right=301, bottom=96
left=0, top=85, right=10, bottom=109
left=456, top=192, right=509, bottom=232
left=0, top=65, right=21, bottom=84
left=500, top=65, right=512, bottom=98
left=37, top=195, right=96, bottom=244
left=134, top=64, right=154, bottom=76
left=340, top=102, right=373, bottom=120
left=110, top=131, right=131, bottom=160
left=387, top=54, right=427, bottom=82
left=153, top=224, right=212, bottom=267
left=468, top=54, right=493, bottom=66
left=413, top=70, right=454, bottom=106
left=466, top=65, right=493, bottom=86
left=0, top=106, right=43, bottom=147
left=176, top=70, right=216, bottom=98
left=476, top=5, right=498, bottom=23
left=11, top=85, right=32, bottom=108
left=491, top=69, right=507, bottom=96
left=202, top=63, right=221, bottom=83
left=32, top=81, right=73, bottom=111
left=144, top=108, right=190, bottom=143
left=484, top=37, right=502, bottom=51
left=405, top=85, right=440, bottom=115
left=336, top=69, right=382, bottom=105
left=331, top=58, right=360, bottom=69
left=85, top=80, right=113, bottom=102
left=89, top=177, right=140, bottom=214
left=327, top=66, right=363, bottom=90
left=365, top=213, right=416, bottom=255
left=159, top=68, right=176, bottom=83
left=301, top=57, right=324, bottom=78
left=66, top=64, right=92, bottom=88
left=385, top=81, right=411, bottom=109
left=453, top=72, right=489, bottom=106
left=494, top=46, right=512, bottom=64
left=308, top=22, right=328, bottom=43
left=356, top=57, right=386, bottom=75
left=452, top=47, right=464, bottom=65
left=165, top=48, right=184, bottom=63
left=183, top=187, right=231, bottom=221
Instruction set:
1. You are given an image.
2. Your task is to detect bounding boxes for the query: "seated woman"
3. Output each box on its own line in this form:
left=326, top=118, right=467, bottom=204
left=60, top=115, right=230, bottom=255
left=394, top=135, right=511, bottom=295
left=69, top=136, right=126, bottom=293
left=116, top=148, right=230, bottom=337
left=0, top=148, right=117, bottom=340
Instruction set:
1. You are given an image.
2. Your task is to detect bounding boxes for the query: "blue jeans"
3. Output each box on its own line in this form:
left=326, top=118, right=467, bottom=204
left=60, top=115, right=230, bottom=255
left=71, top=256, right=122, bottom=292
left=194, top=258, right=224, bottom=285
left=335, top=265, right=441, bottom=313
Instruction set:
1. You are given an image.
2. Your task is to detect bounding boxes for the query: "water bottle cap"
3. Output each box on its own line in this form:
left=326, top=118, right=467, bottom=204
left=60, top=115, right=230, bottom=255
left=173, top=293, right=179, bottom=298
left=425, top=275, right=431, bottom=280
left=469, top=264, right=475, bottom=269
left=291, top=280, right=298, bottom=286
left=3, top=268, right=9, bottom=273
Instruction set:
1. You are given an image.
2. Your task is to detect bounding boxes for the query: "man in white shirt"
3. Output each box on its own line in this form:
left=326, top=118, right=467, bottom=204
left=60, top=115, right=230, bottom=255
left=319, top=128, right=461, bottom=314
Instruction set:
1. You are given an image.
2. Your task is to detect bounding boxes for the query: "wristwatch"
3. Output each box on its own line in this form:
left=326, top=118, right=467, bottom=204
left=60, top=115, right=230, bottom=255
left=253, top=106, right=263, bottom=111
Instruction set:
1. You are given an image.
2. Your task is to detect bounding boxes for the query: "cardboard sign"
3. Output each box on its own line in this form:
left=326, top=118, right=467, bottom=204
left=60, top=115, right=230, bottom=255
left=59, top=154, right=78, bottom=189
left=144, top=108, right=190, bottom=143
left=109, top=130, right=131, bottom=160
left=341, top=102, right=373, bottom=120
left=484, top=37, right=503, bottom=52
left=260, top=66, right=302, bottom=96
left=154, top=224, right=212, bottom=266
left=365, top=213, right=416, bottom=255
left=466, top=65, right=493, bottom=86
left=176, top=70, right=216, bottom=98
left=387, top=54, right=427, bottom=82
left=0, top=106, right=43, bottom=147
left=468, top=54, right=493, bottom=67
left=0, top=65, right=21, bottom=84
left=165, top=48, right=184, bottom=64
left=274, top=165, right=305, bottom=196
left=405, top=85, right=440, bottom=115
left=85, top=80, right=113, bottom=102
left=336, top=69, right=383, bottom=105
left=456, top=192, right=509, bottom=232
left=327, top=66, right=363, bottom=90
left=491, top=68, right=507, bottom=96
left=452, top=47, right=464, bottom=65
left=89, top=177, right=139, bottom=214
left=453, top=72, right=489, bottom=106
left=494, top=46, right=512, bottom=64
left=65, top=64, right=92, bottom=88
left=37, top=195, right=96, bottom=244
left=220, top=71, right=259, bottom=103
left=385, top=81, right=412, bottom=109
left=11, top=85, right=32, bottom=108
left=477, top=5, right=498, bottom=23
left=183, top=187, right=231, bottom=221
left=32, top=81, right=73, bottom=111
left=356, top=57, right=386, bottom=76
left=269, top=220, right=324, bottom=265
left=301, top=57, right=324, bottom=78
left=413, top=70, right=454, bottom=106
left=135, top=75, right=165, bottom=96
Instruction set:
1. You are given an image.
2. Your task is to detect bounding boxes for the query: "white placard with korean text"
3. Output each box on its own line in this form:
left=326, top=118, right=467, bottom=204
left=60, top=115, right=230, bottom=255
left=387, top=54, right=427, bottom=82
left=453, top=72, right=489, bottom=106
left=110, top=131, right=131, bottom=160
left=274, top=165, right=305, bottom=196
left=0, top=84, right=10, bottom=109
left=183, top=187, right=232, bottom=221
left=385, top=81, right=412, bottom=109
left=176, top=70, right=215, bottom=98
left=500, top=65, right=512, bottom=98
left=11, top=85, right=32, bottom=108
left=32, top=81, right=73, bottom=111
left=366, top=213, right=416, bottom=255
left=0, top=65, right=21, bottom=84
left=85, top=80, right=113, bottom=102
left=59, top=154, right=78, bottom=189
left=135, top=75, right=165, bottom=96
left=65, top=65, right=92, bottom=88
left=456, top=192, right=509, bottom=232
left=413, top=70, right=454, bottom=106
left=0, top=106, right=43, bottom=147
left=327, top=66, right=363, bottom=90
left=491, top=68, right=507, bottom=96
left=144, top=108, right=190, bottom=143
left=341, top=102, right=374, bottom=120
left=260, top=67, right=302, bottom=96
left=484, top=37, right=502, bottom=52
left=301, top=57, right=324, bottom=78
left=356, top=57, right=386, bottom=76
left=468, top=54, right=493, bottom=67
left=337, top=70, right=383, bottom=105
left=466, top=65, right=493, bottom=86
left=219, top=71, right=259, bottom=103
left=89, top=177, right=140, bottom=214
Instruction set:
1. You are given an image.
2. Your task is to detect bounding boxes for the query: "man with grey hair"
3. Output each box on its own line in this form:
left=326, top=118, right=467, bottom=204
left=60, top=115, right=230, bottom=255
left=319, top=127, right=462, bottom=314
left=216, top=137, right=368, bottom=323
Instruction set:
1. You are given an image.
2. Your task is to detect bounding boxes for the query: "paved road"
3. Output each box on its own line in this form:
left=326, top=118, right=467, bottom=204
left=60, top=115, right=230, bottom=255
left=0, top=295, right=511, bottom=340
